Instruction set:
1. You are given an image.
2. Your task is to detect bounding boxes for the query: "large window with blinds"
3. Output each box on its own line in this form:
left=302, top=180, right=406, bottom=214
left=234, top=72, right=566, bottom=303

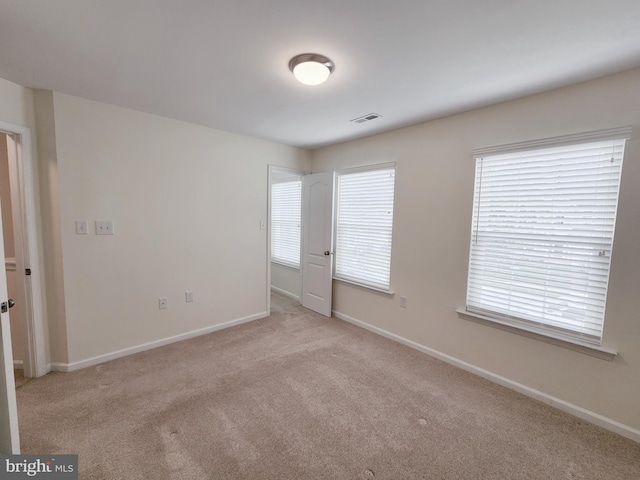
left=271, top=179, right=302, bottom=268
left=335, top=165, right=396, bottom=291
left=466, top=129, right=629, bottom=345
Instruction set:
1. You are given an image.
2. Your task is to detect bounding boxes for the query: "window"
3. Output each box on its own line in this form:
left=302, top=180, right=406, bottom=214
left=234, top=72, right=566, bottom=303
left=271, top=179, right=301, bottom=268
left=335, top=165, right=396, bottom=291
left=466, top=129, right=630, bottom=345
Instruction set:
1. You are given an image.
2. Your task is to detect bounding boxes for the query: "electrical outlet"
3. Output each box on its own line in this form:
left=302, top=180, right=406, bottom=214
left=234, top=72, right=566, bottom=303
left=185, top=291, right=194, bottom=303
left=400, top=296, right=408, bottom=308
left=95, top=220, right=114, bottom=235
left=158, top=297, right=168, bottom=310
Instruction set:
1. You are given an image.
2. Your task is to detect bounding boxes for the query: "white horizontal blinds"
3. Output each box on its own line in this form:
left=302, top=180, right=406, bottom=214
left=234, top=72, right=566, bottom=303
left=467, top=138, right=626, bottom=344
left=335, top=167, right=395, bottom=290
left=271, top=180, right=302, bottom=267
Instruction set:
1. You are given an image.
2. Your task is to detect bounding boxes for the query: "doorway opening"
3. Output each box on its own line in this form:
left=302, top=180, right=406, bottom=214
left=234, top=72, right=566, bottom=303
left=0, top=123, right=48, bottom=380
left=267, top=166, right=334, bottom=318
left=1, top=133, right=26, bottom=382
left=267, top=166, right=304, bottom=314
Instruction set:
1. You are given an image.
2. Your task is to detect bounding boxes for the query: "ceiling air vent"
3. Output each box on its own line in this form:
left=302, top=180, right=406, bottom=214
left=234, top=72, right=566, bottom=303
left=351, top=113, right=382, bottom=124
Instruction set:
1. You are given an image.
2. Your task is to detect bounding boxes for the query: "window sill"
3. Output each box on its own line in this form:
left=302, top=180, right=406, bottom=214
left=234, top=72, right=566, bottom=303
left=455, top=308, right=617, bottom=361
left=333, top=277, right=395, bottom=296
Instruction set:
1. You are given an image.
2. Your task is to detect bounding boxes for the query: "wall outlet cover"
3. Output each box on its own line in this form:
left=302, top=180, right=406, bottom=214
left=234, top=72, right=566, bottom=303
left=95, top=220, right=114, bottom=235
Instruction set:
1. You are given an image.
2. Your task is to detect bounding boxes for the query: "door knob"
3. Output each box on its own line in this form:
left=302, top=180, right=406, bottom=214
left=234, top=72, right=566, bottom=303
left=1, top=299, right=15, bottom=313
left=324, top=251, right=333, bottom=256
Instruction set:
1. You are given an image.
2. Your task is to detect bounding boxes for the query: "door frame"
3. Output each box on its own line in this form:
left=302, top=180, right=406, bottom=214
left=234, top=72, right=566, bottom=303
left=0, top=121, right=48, bottom=378
left=266, top=165, right=306, bottom=314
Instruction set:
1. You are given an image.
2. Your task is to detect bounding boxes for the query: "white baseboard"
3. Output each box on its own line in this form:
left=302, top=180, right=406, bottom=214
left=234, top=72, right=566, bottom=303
left=270, top=286, right=300, bottom=302
left=13, top=360, right=23, bottom=369
left=50, top=311, right=269, bottom=373
left=333, top=310, right=640, bottom=445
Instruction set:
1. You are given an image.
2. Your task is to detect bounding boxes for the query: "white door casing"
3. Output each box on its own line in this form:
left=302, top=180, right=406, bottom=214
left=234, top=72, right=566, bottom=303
left=301, top=172, right=334, bottom=317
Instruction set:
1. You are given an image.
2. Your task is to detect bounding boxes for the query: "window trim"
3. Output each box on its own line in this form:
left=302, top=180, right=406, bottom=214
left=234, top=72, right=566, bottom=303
left=271, top=258, right=302, bottom=271
left=455, top=308, right=617, bottom=361
left=333, top=276, right=395, bottom=296
left=271, top=258, right=300, bottom=270
left=463, top=127, right=632, bottom=352
left=333, top=162, right=396, bottom=293
left=472, top=126, right=632, bottom=157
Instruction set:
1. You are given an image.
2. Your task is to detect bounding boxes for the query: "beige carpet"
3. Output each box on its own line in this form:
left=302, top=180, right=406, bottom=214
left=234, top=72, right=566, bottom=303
left=16, top=292, right=640, bottom=479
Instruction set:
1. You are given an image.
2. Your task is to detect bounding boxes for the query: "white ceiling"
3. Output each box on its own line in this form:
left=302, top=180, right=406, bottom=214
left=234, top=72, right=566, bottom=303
left=1, top=1, right=639, bottom=149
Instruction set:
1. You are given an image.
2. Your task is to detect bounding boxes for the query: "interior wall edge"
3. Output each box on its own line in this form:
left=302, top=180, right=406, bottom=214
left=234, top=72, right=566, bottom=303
left=33, top=88, right=68, bottom=366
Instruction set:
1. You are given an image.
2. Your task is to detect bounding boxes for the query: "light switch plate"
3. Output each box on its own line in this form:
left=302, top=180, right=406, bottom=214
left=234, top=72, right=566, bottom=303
left=95, top=220, right=114, bottom=235
left=75, top=220, right=89, bottom=235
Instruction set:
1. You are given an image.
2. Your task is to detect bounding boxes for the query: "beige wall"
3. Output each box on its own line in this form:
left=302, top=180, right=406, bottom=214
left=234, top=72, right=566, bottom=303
left=271, top=262, right=301, bottom=300
left=311, top=68, right=640, bottom=431
left=0, top=134, right=15, bottom=257
left=0, top=78, right=37, bottom=129
left=50, top=92, right=310, bottom=364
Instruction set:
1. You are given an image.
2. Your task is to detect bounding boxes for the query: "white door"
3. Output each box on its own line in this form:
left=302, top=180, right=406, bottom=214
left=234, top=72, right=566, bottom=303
left=301, top=172, right=334, bottom=317
left=0, top=190, right=20, bottom=453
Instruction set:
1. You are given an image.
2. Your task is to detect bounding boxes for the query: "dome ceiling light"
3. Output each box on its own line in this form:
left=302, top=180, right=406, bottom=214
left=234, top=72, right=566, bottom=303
left=289, top=53, right=335, bottom=86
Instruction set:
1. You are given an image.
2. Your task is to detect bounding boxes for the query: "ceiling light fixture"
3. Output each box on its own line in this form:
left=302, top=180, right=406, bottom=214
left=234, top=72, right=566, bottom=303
left=289, top=53, right=335, bottom=86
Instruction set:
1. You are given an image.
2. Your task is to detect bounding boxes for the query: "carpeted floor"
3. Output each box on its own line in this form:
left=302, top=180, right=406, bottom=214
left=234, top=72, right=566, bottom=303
left=16, top=292, right=640, bottom=479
